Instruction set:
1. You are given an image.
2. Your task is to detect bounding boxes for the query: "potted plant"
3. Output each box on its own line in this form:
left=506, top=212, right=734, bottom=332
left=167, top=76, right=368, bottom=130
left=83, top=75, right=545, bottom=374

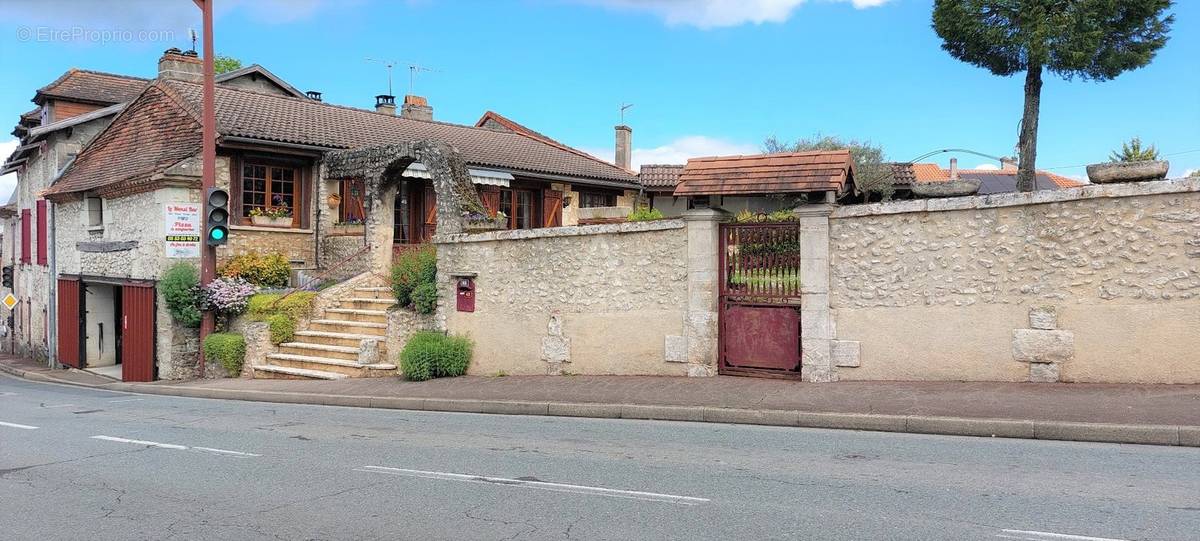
left=330, top=218, right=365, bottom=236
left=1086, top=138, right=1170, bottom=184
left=462, top=210, right=506, bottom=232
left=249, top=195, right=294, bottom=227
left=326, top=192, right=341, bottom=209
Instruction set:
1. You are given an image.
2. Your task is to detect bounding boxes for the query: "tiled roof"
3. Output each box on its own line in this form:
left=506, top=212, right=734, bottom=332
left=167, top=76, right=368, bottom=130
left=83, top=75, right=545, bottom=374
left=911, top=163, right=948, bottom=181
left=889, top=163, right=916, bottom=185
left=674, top=151, right=853, bottom=196
left=639, top=164, right=684, bottom=190
left=159, top=80, right=636, bottom=184
left=473, top=110, right=625, bottom=175
left=44, top=85, right=201, bottom=199
left=904, top=162, right=1084, bottom=192
left=35, top=69, right=149, bottom=105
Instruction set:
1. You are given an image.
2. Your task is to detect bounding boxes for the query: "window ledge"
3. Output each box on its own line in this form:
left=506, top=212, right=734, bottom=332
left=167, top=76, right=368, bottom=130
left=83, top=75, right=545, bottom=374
left=86, top=225, right=104, bottom=233
left=230, top=224, right=313, bottom=234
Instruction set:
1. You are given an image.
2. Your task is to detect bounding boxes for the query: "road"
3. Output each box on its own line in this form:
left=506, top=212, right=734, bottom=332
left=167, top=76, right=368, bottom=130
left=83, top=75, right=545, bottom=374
left=1, top=374, right=1197, bottom=541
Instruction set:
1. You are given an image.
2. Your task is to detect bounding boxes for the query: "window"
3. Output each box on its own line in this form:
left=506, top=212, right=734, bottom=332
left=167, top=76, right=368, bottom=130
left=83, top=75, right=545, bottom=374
left=240, top=161, right=299, bottom=226
left=86, top=196, right=103, bottom=228
left=497, top=188, right=535, bottom=230
left=578, top=191, right=617, bottom=208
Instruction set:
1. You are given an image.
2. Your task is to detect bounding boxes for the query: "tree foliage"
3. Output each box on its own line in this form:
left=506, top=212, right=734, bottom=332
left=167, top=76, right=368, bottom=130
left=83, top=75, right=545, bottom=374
left=764, top=134, right=895, bottom=200
left=214, top=54, right=243, bottom=75
left=932, top=1, right=1174, bottom=191
left=1109, top=137, right=1159, bottom=162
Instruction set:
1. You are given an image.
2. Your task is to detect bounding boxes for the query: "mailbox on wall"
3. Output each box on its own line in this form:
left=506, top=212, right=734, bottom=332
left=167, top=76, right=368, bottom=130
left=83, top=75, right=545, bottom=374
left=456, top=277, right=475, bottom=313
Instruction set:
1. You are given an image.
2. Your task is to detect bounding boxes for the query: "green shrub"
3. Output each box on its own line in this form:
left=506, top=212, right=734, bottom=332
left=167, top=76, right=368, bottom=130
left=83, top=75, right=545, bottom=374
left=627, top=207, right=664, bottom=222
left=247, top=292, right=315, bottom=322
left=266, top=314, right=295, bottom=345
left=203, top=333, right=246, bottom=376
left=391, top=246, right=437, bottom=306
left=411, top=282, right=438, bottom=315
left=161, top=262, right=201, bottom=328
left=218, top=251, right=292, bottom=288
left=399, top=331, right=473, bottom=381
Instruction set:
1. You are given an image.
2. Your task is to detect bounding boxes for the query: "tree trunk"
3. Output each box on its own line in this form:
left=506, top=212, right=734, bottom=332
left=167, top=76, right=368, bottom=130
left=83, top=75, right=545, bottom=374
left=1016, top=64, right=1043, bottom=192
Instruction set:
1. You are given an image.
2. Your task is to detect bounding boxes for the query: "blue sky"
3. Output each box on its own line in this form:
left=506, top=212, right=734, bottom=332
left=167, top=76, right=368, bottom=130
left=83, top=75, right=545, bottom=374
left=1, top=0, right=1197, bottom=200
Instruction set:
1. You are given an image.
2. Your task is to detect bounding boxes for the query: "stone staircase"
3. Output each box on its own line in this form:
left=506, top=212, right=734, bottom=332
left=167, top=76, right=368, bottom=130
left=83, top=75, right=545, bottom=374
left=251, top=284, right=398, bottom=380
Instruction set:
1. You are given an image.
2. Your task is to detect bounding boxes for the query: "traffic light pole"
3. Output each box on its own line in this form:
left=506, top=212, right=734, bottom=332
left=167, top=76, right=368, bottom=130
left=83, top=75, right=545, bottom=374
left=196, top=0, right=216, bottom=378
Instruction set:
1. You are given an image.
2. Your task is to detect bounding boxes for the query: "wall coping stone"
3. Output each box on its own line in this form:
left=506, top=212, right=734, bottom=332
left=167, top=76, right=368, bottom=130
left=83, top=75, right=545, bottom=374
left=434, top=219, right=685, bottom=245
left=682, top=208, right=732, bottom=222
left=830, top=177, right=1200, bottom=219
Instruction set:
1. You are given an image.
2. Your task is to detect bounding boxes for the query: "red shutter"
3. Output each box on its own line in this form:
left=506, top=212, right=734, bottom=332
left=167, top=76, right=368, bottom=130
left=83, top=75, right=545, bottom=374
left=121, top=283, right=157, bottom=382
left=35, top=200, right=47, bottom=266
left=421, top=186, right=437, bottom=242
left=56, top=278, right=81, bottom=369
left=20, top=209, right=31, bottom=264
left=479, top=187, right=501, bottom=218
left=542, top=190, right=562, bottom=228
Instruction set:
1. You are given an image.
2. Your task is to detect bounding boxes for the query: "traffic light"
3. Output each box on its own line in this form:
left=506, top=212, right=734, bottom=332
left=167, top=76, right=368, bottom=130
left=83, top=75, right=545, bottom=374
left=1, top=266, right=11, bottom=289
left=206, top=188, right=230, bottom=246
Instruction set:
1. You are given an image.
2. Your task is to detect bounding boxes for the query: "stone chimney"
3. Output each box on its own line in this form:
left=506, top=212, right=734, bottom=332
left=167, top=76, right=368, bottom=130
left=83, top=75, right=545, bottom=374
left=614, top=125, right=632, bottom=171
left=949, top=157, right=958, bottom=180
left=305, top=90, right=322, bottom=101
left=375, top=94, right=396, bottom=115
left=157, top=48, right=202, bottom=83
left=1001, top=157, right=1018, bottom=170
left=401, top=95, right=433, bottom=121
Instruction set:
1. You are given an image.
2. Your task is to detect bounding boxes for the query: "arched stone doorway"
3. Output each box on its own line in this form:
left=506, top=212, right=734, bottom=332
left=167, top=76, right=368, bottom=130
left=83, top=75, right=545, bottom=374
left=324, top=140, right=487, bottom=271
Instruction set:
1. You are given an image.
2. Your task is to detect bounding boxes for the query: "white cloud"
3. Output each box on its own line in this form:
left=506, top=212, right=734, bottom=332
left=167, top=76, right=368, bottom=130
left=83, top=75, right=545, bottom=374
left=0, top=140, right=18, bottom=204
left=576, top=0, right=892, bottom=29
left=973, top=163, right=1000, bottom=171
left=583, top=135, right=758, bottom=170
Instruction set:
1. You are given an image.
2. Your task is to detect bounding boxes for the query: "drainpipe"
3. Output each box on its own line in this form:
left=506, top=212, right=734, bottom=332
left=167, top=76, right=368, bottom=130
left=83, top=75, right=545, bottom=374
left=47, top=202, right=57, bottom=369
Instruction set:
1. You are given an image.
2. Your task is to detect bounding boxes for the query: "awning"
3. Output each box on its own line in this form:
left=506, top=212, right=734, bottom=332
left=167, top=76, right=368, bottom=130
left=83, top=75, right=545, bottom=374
left=403, top=162, right=512, bottom=187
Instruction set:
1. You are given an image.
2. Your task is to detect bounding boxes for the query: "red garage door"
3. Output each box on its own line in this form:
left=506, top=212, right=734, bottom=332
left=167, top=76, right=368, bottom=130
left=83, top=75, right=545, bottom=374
left=121, top=284, right=156, bottom=382
left=56, top=278, right=82, bottom=369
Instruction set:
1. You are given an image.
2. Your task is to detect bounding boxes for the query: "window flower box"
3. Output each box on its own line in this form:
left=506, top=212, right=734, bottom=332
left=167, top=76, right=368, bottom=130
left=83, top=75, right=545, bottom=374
left=329, top=222, right=365, bottom=236
left=250, top=215, right=294, bottom=228
left=462, top=210, right=507, bottom=233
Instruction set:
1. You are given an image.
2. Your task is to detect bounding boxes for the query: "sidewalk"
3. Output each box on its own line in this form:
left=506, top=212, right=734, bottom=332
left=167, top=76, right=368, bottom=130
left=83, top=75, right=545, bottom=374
left=3, top=355, right=1198, bottom=447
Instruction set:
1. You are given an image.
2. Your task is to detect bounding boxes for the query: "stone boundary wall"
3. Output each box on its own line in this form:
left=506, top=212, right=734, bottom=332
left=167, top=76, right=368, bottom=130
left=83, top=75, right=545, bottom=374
left=434, top=218, right=719, bottom=376
left=827, top=178, right=1200, bottom=383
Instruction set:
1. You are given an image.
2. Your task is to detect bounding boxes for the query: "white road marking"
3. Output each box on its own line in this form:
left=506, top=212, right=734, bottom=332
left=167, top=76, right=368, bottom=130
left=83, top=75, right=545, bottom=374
left=0, top=421, right=39, bottom=430
left=193, top=446, right=262, bottom=457
left=90, top=435, right=188, bottom=450
left=42, top=403, right=76, bottom=408
left=356, top=465, right=710, bottom=505
left=0, top=392, right=17, bottom=396
left=107, top=398, right=144, bottom=403
left=998, top=529, right=1129, bottom=541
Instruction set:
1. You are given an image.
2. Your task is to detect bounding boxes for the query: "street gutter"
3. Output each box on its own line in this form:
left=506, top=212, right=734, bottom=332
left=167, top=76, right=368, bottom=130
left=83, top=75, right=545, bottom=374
left=2, top=362, right=1197, bottom=448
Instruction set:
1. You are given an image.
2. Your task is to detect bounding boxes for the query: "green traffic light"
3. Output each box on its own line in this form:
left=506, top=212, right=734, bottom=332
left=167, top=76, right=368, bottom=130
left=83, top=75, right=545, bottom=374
left=211, top=229, right=225, bottom=240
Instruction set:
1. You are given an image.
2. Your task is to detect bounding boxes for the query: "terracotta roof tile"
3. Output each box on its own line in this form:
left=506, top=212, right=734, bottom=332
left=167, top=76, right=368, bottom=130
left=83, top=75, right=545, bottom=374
left=904, top=162, right=1086, bottom=193
left=35, top=69, right=149, bottom=106
left=473, top=110, right=624, bottom=174
left=639, top=164, right=684, bottom=190
left=674, top=150, right=853, bottom=196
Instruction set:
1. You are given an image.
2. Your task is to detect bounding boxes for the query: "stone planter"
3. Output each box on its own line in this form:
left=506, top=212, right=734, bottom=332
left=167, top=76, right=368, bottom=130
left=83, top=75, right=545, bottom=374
left=251, top=215, right=293, bottom=227
left=329, top=223, right=364, bottom=236
left=1086, top=160, right=1169, bottom=184
left=463, top=218, right=507, bottom=233
left=911, top=179, right=982, bottom=198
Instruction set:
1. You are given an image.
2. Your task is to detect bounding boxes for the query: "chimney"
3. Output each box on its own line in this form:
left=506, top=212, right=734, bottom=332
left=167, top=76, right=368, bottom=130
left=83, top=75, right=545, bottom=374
left=949, top=157, right=958, bottom=180
left=614, top=124, right=632, bottom=171
left=400, top=95, right=433, bottom=121
left=1000, top=156, right=1018, bottom=170
left=157, top=48, right=202, bottom=83
left=375, top=94, right=396, bottom=115
left=305, top=90, right=323, bottom=101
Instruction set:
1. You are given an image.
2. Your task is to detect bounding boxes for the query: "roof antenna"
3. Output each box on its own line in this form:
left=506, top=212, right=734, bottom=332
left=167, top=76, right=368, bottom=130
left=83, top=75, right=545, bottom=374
left=405, top=63, right=438, bottom=95
left=188, top=28, right=197, bottom=52
left=620, top=103, right=634, bottom=124
left=365, top=57, right=399, bottom=96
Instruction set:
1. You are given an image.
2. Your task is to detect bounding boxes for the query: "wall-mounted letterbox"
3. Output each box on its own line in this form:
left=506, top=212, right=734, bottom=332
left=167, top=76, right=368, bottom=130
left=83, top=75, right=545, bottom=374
left=456, top=277, right=475, bottom=312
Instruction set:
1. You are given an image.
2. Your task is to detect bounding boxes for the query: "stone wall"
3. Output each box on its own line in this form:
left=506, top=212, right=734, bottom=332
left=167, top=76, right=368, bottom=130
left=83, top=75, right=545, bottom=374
left=434, top=220, right=698, bottom=376
left=827, top=178, right=1200, bottom=383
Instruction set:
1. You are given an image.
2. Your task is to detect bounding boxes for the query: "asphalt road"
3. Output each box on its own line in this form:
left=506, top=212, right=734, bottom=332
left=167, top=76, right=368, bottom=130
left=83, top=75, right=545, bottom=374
left=1, top=374, right=1198, bottom=541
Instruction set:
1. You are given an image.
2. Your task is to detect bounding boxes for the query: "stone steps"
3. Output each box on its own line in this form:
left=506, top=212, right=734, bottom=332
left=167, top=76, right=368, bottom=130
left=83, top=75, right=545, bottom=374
left=264, top=353, right=396, bottom=378
left=251, top=364, right=348, bottom=380
left=293, top=330, right=382, bottom=349
left=278, top=342, right=360, bottom=362
left=324, top=308, right=389, bottom=324
left=306, top=319, right=387, bottom=336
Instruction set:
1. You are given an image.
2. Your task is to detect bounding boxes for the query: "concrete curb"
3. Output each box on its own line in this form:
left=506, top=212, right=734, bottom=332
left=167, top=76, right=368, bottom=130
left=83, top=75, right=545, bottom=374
left=2, top=362, right=1196, bottom=447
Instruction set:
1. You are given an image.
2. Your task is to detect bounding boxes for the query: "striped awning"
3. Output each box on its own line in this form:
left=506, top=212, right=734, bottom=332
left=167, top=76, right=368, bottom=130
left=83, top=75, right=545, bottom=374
left=403, top=162, right=512, bottom=187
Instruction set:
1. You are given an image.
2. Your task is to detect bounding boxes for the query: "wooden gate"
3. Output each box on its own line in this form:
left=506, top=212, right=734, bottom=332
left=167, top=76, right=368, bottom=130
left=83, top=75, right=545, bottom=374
left=56, top=278, right=83, bottom=369
left=718, top=222, right=804, bottom=378
left=120, top=283, right=156, bottom=382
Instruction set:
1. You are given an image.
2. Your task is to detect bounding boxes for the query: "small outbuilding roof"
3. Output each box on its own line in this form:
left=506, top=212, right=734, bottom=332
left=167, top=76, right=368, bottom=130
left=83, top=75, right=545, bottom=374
left=639, top=164, right=684, bottom=191
left=673, top=150, right=854, bottom=196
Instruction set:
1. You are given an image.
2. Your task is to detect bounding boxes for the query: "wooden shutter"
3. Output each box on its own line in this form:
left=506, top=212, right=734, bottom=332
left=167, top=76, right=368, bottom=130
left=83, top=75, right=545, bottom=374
left=421, top=185, right=437, bottom=242
left=35, top=200, right=47, bottom=266
left=121, top=283, right=157, bottom=382
left=20, top=209, right=31, bottom=264
left=56, top=278, right=82, bottom=369
left=479, top=186, right=501, bottom=218
left=542, top=190, right=562, bottom=228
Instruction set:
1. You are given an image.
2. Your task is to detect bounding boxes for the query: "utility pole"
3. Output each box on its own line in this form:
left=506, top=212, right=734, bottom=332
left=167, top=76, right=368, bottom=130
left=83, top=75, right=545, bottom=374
left=194, top=0, right=216, bottom=377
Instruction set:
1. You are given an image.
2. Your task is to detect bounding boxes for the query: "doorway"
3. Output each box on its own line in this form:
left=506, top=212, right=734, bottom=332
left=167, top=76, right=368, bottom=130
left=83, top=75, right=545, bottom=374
left=83, top=283, right=122, bottom=379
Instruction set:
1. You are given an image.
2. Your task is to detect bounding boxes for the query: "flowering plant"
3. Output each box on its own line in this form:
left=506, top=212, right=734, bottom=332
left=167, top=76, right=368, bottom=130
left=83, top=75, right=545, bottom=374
left=249, top=195, right=293, bottom=219
left=197, top=277, right=257, bottom=329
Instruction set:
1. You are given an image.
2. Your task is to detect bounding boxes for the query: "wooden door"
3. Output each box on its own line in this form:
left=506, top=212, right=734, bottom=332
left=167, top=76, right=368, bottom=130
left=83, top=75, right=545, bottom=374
left=56, top=278, right=82, bottom=369
left=120, top=283, right=156, bottom=382
left=542, top=190, right=562, bottom=228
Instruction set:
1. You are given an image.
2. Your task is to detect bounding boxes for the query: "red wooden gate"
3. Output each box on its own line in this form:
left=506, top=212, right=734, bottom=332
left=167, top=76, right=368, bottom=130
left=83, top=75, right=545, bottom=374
left=56, top=278, right=82, bottom=369
left=718, top=222, right=804, bottom=378
left=120, top=283, right=156, bottom=382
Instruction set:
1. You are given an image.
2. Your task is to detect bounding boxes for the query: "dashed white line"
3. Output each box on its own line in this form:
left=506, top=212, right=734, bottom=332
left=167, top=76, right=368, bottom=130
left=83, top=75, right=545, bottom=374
left=0, top=392, right=17, bottom=396
left=42, top=403, right=76, bottom=408
left=355, top=465, right=710, bottom=505
left=193, top=446, right=262, bottom=457
left=90, top=435, right=188, bottom=450
left=0, top=421, right=39, bottom=430
left=107, top=398, right=144, bottom=403
left=998, top=529, right=1128, bottom=541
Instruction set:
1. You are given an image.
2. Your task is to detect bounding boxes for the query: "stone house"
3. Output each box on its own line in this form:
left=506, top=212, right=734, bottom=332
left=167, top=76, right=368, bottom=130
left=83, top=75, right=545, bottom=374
left=22, top=49, right=639, bottom=381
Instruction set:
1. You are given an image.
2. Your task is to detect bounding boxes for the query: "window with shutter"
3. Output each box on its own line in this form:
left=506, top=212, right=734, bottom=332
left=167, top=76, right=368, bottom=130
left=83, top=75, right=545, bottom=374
left=36, top=200, right=47, bottom=266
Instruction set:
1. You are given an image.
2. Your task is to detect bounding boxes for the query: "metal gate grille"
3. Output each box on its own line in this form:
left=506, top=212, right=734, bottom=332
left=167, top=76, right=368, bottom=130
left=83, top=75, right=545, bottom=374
left=718, top=222, right=803, bottom=377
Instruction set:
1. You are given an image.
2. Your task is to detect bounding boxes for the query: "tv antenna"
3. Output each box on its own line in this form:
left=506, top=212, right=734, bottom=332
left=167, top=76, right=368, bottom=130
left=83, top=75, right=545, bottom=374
left=365, top=57, right=400, bottom=96
left=405, top=63, right=439, bottom=95
left=188, top=28, right=197, bottom=52
left=620, top=103, right=634, bottom=124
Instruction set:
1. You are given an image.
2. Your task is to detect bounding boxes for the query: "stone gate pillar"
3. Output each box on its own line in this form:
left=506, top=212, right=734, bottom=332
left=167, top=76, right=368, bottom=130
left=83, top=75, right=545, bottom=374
left=682, top=207, right=731, bottom=376
left=796, top=204, right=835, bottom=382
